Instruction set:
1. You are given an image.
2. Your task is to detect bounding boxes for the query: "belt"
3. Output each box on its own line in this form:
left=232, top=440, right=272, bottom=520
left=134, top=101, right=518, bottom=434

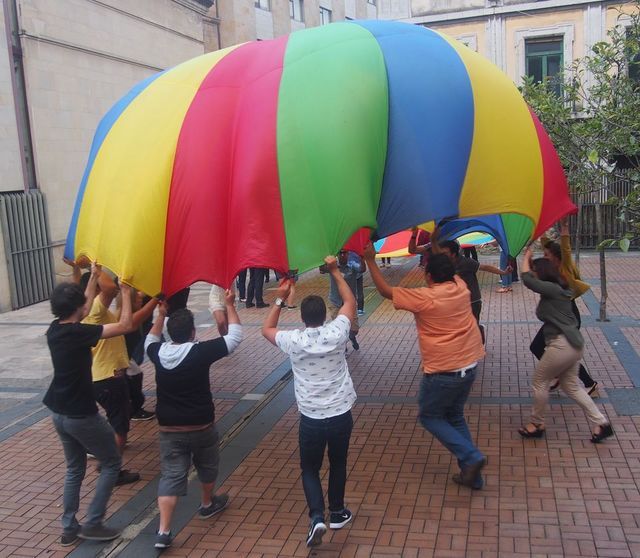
left=65, top=414, right=91, bottom=419
left=438, top=365, right=477, bottom=378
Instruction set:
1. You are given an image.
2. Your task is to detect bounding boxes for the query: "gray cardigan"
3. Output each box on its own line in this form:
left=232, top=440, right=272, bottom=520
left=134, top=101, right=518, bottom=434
left=521, top=271, right=584, bottom=349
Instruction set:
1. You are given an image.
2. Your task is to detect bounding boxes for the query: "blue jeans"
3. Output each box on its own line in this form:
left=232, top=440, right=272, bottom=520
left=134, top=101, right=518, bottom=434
left=299, top=410, right=353, bottom=520
left=500, top=250, right=512, bottom=287
left=52, top=413, right=122, bottom=535
left=418, top=369, right=484, bottom=471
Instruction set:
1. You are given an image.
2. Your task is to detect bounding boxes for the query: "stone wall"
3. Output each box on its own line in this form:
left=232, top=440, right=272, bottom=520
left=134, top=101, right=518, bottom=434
left=0, top=0, right=211, bottom=311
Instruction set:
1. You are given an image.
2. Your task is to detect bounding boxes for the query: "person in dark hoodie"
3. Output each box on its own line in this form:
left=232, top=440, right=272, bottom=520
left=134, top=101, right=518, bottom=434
left=144, top=290, right=243, bottom=550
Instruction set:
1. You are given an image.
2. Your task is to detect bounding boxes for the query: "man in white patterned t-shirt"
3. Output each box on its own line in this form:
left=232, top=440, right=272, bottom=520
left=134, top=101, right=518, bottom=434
left=262, top=255, right=357, bottom=548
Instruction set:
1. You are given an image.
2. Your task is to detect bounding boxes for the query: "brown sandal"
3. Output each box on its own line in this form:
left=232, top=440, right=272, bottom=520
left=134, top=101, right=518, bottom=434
left=518, top=423, right=545, bottom=438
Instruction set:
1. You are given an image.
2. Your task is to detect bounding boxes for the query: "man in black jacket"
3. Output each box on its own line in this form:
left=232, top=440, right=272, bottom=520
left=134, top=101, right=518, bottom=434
left=145, top=289, right=243, bottom=550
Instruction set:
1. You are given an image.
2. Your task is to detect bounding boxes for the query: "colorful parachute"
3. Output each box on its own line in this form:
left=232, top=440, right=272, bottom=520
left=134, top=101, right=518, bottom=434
left=374, top=231, right=413, bottom=258
left=65, top=20, right=574, bottom=296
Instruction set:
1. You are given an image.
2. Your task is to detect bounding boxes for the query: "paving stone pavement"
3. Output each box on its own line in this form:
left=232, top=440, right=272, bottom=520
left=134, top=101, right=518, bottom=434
left=1, top=252, right=640, bottom=557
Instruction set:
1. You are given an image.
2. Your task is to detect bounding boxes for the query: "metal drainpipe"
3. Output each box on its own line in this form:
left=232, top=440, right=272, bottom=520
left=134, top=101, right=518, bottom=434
left=3, top=0, right=37, bottom=191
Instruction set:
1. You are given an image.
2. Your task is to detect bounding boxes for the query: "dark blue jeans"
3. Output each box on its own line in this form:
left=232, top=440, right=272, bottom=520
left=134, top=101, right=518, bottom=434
left=299, top=410, right=353, bottom=520
left=418, top=369, right=484, bottom=470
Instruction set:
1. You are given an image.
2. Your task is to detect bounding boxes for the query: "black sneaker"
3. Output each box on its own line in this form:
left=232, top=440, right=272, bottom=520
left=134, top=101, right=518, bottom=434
left=306, top=517, right=327, bottom=547
left=256, top=302, right=270, bottom=308
left=78, top=523, right=120, bottom=541
left=60, top=530, right=79, bottom=546
left=131, top=409, right=155, bottom=421
left=246, top=302, right=255, bottom=308
left=329, top=509, right=353, bottom=529
left=115, top=469, right=140, bottom=486
left=349, top=332, right=360, bottom=351
left=154, top=531, right=173, bottom=549
left=198, top=493, right=229, bottom=518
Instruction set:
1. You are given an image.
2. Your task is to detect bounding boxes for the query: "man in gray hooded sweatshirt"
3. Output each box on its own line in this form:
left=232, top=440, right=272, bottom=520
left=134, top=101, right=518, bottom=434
left=144, top=289, right=243, bottom=550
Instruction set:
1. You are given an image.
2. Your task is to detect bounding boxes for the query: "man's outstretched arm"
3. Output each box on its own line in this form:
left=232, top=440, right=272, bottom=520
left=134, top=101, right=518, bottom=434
left=363, top=243, right=393, bottom=300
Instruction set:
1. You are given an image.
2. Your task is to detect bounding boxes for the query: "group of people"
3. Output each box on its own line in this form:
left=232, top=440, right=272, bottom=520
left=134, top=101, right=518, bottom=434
left=43, top=219, right=613, bottom=552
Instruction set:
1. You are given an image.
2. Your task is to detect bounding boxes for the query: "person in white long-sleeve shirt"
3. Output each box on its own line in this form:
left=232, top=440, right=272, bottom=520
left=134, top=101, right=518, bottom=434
left=144, top=290, right=242, bottom=551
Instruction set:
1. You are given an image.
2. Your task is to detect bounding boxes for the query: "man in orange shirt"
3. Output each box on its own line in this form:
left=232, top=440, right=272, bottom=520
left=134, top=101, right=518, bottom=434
left=363, top=243, right=487, bottom=489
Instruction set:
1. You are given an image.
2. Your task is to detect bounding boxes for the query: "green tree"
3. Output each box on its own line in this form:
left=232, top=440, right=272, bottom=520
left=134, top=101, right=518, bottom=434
left=521, top=2, right=640, bottom=321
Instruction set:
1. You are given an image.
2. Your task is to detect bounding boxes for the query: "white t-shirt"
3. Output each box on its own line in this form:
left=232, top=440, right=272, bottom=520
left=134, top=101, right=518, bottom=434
left=275, top=315, right=356, bottom=419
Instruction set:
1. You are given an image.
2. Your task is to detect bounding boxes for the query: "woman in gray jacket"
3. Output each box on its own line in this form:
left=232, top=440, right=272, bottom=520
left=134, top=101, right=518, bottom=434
left=518, top=246, right=613, bottom=443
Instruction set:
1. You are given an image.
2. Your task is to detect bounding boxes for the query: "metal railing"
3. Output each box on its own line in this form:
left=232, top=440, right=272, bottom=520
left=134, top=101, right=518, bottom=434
left=569, top=170, right=635, bottom=249
left=0, top=191, right=55, bottom=309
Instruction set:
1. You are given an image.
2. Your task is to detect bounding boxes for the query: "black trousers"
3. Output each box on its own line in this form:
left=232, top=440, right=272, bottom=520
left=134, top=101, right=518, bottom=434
left=236, top=269, right=247, bottom=299
left=126, top=373, right=145, bottom=415
left=529, top=300, right=595, bottom=388
left=246, top=268, right=266, bottom=304
left=299, top=411, right=353, bottom=519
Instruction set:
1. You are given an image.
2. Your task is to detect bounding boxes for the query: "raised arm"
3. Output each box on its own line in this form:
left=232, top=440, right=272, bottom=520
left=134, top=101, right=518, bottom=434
left=559, top=217, right=574, bottom=264
left=479, top=263, right=512, bottom=276
left=262, top=279, right=292, bottom=345
left=327, top=255, right=357, bottom=319
left=101, top=283, right=133, bottom=338
left=80, top=262, right=100, bottom=320
left=98, top=271, right=119, bottom=308
left=429, top=226, right=442, bottom=255
left=520, top=247, right=566, bottom=298
left=221, top=289, right=242, bottom=353
left=363, top=243, right=393, bottom=300
left=63, top=257, right=82, bottom=284
left=131, top=296, right=159, bottom=330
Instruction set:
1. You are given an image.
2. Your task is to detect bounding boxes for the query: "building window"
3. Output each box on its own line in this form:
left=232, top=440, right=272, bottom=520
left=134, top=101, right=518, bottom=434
left=290, top=0, right=303, bottom=21
left=525, top=37, right=563, bottom=95
left=626, top=28, right=640, bottom=83
left=320, top=6, right=331, bottom=25
left=255, top=0, right=270, bottom=10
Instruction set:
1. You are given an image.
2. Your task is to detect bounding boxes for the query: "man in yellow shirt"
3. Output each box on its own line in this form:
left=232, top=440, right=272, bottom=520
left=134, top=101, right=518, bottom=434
left=364, top=243, right=487, bottom=490
left=81, top=271, right=140, bottom=486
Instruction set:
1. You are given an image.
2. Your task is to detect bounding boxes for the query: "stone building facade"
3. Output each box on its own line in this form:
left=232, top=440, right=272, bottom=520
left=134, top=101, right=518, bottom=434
left=208, top=0, right=379, bottom=49
left=383, top=0, right=638, bottom=88
left=0, top=0, right=214, bottom=311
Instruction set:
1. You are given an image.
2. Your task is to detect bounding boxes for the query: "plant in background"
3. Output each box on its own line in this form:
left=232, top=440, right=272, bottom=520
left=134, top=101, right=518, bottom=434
left=521, top=1, right=640, bottom=320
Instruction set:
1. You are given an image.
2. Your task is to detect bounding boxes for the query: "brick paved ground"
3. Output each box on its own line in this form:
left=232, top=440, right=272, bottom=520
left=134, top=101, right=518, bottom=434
left=1, top=251, right=640, bottom=557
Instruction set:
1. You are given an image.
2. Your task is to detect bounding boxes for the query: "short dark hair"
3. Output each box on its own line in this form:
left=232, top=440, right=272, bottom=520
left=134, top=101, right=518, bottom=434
left=532, top=257, right=568, bottom=288
left=543, top=240, right=562, bottom=261
left=300, top=295, right=326, bottom=327
left=50, top=282, right=86, bottom=319
left=439, top=239, right=460, bottom=257
left=426, top=253, right=456, bottom=283
left=167, top=308, right=195, bottom=343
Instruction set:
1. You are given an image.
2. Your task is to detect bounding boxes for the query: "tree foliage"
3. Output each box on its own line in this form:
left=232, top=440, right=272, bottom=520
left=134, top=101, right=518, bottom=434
left=521, top=1, right=640, bottom=250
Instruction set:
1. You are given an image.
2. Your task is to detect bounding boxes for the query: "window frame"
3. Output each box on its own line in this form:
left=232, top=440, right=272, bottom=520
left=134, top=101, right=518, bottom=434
left=514, top=25, right=573, bottom=87
left=289, top=0, right=304, bottom=22
left=525, top=36, right=564, bottom=94
left=320, top=6, right=332, bottom=25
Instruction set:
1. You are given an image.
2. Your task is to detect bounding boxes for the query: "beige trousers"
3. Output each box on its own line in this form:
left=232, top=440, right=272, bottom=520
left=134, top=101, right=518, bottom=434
left=530, top=334, right=606, bottom=427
